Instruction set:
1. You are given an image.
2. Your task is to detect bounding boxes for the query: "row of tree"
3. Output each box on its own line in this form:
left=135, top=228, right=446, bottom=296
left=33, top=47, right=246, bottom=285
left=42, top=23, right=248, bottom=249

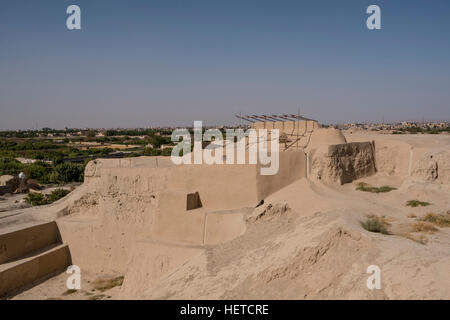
left=0, top=158, right=85, bottom=184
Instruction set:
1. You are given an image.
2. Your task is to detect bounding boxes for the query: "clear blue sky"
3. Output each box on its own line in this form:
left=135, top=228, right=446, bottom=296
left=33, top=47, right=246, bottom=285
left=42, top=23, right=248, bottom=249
left=1, top=0, right=449, bottom=129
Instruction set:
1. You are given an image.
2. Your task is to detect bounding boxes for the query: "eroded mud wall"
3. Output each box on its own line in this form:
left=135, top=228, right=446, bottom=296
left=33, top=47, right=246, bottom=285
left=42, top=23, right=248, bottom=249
left=412, top=149, right=450, bottom=184
left=57, top=153, right=307, bottom=274
left=310, top=141, right=376, bottom=185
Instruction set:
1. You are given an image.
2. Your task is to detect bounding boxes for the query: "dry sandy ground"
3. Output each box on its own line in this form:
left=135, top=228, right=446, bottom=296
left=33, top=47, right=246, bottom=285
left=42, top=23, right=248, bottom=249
left=134, top=175, right=450, bottom=299
left=133, top=133, right=450, bottom=299
left=14, top=172, right=449, bottom=300
left=0, top=193, right=29, bottom=213
left=5, top=133, right=450, bottom=299
left=12, top=271, right=122, bottom=300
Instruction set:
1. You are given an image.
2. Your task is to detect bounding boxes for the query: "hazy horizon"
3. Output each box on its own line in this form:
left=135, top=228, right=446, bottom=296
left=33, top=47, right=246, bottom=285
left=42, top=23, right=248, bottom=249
left=1, top=0, right=450, bottom=130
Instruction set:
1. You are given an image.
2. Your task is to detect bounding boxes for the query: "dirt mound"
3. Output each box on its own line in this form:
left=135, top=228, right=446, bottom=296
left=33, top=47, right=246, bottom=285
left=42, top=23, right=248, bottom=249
left=134, top=208, right=385, bottom=300
left=246, top=202, right=290, bottom=223
left=254, top=227, right=382, bottom=299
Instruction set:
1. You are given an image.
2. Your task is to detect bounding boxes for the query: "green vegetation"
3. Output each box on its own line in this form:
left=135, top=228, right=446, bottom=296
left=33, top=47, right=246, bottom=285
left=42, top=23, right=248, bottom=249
left=420, top=213, right=450, bottom=227
left=55, top=163, right=84, bottom=183
left=0, top=140, right=63, bottom=152
left=0, top=158, right=84, bottom=184
left=356, top=182, right=397, bottom=193
left=47, top=188, right=71, bottom=202
left=396, top=126, right=450, bottom=134
left=26, top=161, right=53, bottom=183
left=161, top=148, right=173, bottom=156
left=0, top=158, right=23, bottom=175
left=361, top=216, right=390, bottom=234
left=406, top=200, right=431, bottom=207
left=0, top=127, right=232, bottom=185
left=142, top=147, right=161, bottom=156
left=24, top=193, right=47, bottom=206
left=25, top=189, right=70, bottom=206
left=0, top=128, right=175, bottom=165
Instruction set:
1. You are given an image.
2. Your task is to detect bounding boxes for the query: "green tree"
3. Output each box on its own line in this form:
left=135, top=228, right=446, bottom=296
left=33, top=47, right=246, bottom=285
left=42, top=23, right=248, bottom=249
left=47, top=188, right=70, bottom=202
left=25, top=161, right=52, bottom=184
left=55, top=163, right=85, bottom=183
left=0, top=158, right=23, bottom=175
left=25, top=193, right=47, bottom=206
left=161, top=148, right=173, bottom=156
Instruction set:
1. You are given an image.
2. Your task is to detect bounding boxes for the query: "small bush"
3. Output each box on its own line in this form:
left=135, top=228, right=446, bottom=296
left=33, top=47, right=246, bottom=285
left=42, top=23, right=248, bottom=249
left=420, top=213, right=450, bottom=227
left=25, top=188, right=70, bottom=206
left=356, top=182, right=397, bottom=193
left=402, top=233, right=428, bottom=245
left=161, top=147, right=173, bottom=157
left=376, top=186, right=397, bottom=193
left=406, top=200, right=430, bottom=207
left=356, top=182, right=371, bottom=191
left=361, top=217, right=389, bottom=234
left=25, top=192, right=47, bottom=206
left=411, top=221, right=438, bottom=233
left=47, top=188, right=70, bottom=203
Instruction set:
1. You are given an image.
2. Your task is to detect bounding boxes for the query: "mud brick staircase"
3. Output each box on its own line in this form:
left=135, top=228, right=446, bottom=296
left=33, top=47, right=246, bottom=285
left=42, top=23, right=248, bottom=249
left=0, top=221, right=71, bottom=298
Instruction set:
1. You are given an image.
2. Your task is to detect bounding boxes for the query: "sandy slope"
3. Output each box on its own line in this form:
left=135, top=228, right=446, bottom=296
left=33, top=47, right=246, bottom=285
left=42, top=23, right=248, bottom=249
left=137, top=175, right=450, bottom=299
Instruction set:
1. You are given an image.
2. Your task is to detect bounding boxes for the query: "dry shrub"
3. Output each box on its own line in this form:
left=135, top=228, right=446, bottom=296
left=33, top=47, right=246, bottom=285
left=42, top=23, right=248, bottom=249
left=92, top=276, right=124, bottom=292
left=361, top=216, right=390, bottom=234
left=410, top=221, right=438, bottom=233
left=396, top=218, right=442, bottom=245
left=420, top=213, right=450, bottom=227
left=62, top=289, right=77, bottom=296
left=402, top=233, right=428, bottom=245
left=406, top=200, right=430, bottom=207
left=356, top=182, right=396, bottom=193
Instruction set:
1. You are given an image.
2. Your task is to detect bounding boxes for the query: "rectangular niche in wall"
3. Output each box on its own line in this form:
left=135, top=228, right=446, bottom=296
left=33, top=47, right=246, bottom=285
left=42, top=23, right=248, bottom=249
left=186, top=192, right=202, bottom=211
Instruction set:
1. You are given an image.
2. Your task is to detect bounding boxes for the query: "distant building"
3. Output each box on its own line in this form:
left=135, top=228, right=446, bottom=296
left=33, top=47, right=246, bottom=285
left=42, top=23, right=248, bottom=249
left=0, top=175, right=15, bottom=186
left=15, top=157, right=37, bottom=164
left=15, top=158, right=52, bottom=165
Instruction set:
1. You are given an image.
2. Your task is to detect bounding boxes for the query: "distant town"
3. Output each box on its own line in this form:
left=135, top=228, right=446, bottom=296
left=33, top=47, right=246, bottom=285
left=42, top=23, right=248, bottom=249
left=328, top=121, right=450, bottom=134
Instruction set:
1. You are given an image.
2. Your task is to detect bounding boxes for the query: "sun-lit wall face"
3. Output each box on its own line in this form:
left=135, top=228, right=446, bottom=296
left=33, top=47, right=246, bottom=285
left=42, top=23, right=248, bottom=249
left=250, top=120, right=321, bottom=151
left=251, top=120, right=318, bottom=132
